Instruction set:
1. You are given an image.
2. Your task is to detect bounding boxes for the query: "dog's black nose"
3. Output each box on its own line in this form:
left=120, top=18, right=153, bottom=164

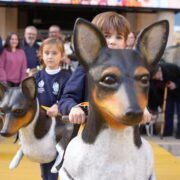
left=125, top=109, right=143, bottom=119
left=0, top=130, right=11, bottom=137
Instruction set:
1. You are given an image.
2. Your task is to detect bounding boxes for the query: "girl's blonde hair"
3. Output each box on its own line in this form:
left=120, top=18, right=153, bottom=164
left=92, top=11, right=130, bottom=41
left=38, top=38, right=65, bottom=67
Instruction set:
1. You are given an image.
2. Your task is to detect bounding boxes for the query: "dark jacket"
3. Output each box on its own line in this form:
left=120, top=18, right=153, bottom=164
left=59, top=65, right=88, bottom=115
left=21, top=40, right=39, bottom=69
left=148, top=62, right=180, bottom=111
left=35, top=69, right=71, bottom=107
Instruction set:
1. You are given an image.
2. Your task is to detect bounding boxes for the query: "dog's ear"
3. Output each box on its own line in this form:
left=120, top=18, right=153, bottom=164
left=21, top=77, right=37, bottom=100
left=73, top=18, right=107, bottom=70
left=135, top=20, right=169, bottom=70
left=0, top=81, right=7, bottom=101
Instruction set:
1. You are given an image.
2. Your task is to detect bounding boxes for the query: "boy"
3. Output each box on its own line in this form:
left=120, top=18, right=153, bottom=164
left=59, top=11, right=151, bottom=124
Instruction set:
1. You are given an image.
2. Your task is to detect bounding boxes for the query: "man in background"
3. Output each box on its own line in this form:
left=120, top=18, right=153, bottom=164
left=149, top=62, right=180, bottom=138
left=48, top=25, right=65, bottom=41
left=21, top=25, right=40, bottom=75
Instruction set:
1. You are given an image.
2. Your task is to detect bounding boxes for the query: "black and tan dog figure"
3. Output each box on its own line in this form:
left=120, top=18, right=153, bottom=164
left=59, top=19, right=169, bottom=180
left=0, top=77, right=75, bottom=172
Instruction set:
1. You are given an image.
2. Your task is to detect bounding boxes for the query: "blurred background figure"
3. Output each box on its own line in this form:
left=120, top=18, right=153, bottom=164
left=0, top=36, right=4, bottom=54
left=64, top=34, right=78, bottom=72
left=0, top=32, right=27, bottom=87
left=149, top=62, right=180, bottom=139
left=21, top=25, right=40, bottom=76
left=126, top=31, right=137, bottom=49
left=162, top=38, right=180, bottom=67
left=48, top=25, right=65, bottom=41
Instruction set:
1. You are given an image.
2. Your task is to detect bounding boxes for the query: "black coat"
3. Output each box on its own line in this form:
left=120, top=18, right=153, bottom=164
left=148, top=62, right=180, bottom=111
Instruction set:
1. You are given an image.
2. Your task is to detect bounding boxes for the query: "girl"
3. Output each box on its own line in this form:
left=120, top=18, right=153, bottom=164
left=0, top=32, right=27, bottom=87
left=36, top=38, right=71, bottom=180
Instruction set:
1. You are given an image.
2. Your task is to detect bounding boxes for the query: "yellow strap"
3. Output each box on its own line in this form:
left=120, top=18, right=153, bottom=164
left=78, top=124, right=85, bottom=134
left=41, top=105, right=49, bottom=110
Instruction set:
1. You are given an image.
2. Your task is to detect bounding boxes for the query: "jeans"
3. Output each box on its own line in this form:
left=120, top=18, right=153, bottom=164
left=40, top=159, right=58, bottom=180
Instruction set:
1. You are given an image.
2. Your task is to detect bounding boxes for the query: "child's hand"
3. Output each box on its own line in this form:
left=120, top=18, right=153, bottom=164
left=141, top=107, right=151, bottom=124
left=47, top=104, right=58, bottom=117
left=69, top=106, right=86, bottom=124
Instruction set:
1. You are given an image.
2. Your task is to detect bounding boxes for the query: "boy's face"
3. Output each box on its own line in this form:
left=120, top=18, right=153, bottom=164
left=103, top=30, right=126, bottom=49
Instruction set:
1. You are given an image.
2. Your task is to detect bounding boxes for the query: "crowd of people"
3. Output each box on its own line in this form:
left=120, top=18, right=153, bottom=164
left=0, top=11, right=180, bottom=180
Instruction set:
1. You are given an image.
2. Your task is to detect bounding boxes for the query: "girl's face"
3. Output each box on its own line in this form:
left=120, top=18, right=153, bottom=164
left=42, top=44, right=63, bottom=70
left=103, top=30, right=126, bottom=49
left=10, top=34, right=19, bottom=49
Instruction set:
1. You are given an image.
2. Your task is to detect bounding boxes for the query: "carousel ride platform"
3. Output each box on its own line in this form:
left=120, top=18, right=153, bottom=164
left=0, top=137, right=180, bottom=180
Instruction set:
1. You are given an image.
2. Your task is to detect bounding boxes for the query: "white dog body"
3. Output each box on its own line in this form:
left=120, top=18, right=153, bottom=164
left=60, top=127, right=154, bottom=180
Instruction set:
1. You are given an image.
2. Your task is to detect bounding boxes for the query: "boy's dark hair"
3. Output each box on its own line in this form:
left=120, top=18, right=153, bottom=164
left=92, top=11, right=130, bottom=41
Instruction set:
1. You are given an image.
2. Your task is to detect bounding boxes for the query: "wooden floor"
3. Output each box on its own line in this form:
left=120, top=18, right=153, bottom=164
left=0, top=138, right=180, bottom=180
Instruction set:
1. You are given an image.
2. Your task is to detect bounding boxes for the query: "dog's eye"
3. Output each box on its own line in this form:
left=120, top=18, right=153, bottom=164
left=140, top=75, right=149, bottom=85
left=100, top=75, right=117, bottom=85
left=13, top=109, right=25, bottom=117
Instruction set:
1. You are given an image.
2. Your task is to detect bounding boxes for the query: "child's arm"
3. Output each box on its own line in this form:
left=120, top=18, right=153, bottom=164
left=47, top=104, right=59, bottom=117
left=59, top=65, right=87, bottom=115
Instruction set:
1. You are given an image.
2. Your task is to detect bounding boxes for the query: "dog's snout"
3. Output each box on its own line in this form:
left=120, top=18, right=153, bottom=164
left=125, top=109, right=143, bottom=119
left=0, top=130, right=11, bottom=137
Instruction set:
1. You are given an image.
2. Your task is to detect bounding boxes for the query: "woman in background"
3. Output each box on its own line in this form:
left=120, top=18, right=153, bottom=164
left=0, top=32, right=27, bottom=87
left=126, top=31, right=137, bottom=49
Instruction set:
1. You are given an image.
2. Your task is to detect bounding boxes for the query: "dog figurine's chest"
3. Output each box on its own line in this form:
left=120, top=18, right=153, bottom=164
left=60, top=127, right=153, bottom=180
left=0, top=77, right=75, bottom=171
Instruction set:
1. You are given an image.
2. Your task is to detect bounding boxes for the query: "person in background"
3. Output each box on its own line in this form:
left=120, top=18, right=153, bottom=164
left=0, top=36, right=4, bottom=53
left=0, top=32, right=27, bottom=87
left=21, top=25, right=40, bottom=76
left=64, top=34, right=79, bottom=72
left=149, top=62, right=180, bottom=139
left=126, top=31, right=137, bottom=49
left=59, top=11, right=151, bottom=125
left=48, top=25, right=65, bottom=41
left=35, top=38, right=71, bottom=180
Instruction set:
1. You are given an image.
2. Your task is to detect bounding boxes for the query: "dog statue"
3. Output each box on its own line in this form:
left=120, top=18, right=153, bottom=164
left=0, top=77, right=75, bottom=172
left=59, top=18, right=169, bottom=180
